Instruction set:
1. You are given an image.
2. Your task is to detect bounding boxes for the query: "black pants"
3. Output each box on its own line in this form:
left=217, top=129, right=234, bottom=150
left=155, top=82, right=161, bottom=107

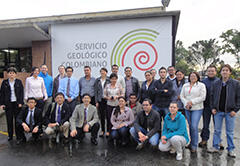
left=200, top=107, right=214, bottom=141
left=71, top=122, right=100, bottom=140
left=65, top=99, right=77, bottom=116
left=106, top=105, right=116, bottom=133
left=98, top=99, right=107, bottom=132
left=18, top=124, right=42, bottom=140
left=5, top=102, right=21, bottom=139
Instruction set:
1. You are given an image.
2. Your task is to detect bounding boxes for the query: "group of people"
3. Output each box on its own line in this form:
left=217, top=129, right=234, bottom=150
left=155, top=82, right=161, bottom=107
left=0, top=63, right=239, bottom=161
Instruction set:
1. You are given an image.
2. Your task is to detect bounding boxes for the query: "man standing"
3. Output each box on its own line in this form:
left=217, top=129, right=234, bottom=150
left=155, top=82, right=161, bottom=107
left=130, top=98, right=160, bottom=150
left=79, top=66, right=96, bottom=105
left=52, top=65, right=66, bottom=99
left=39, top=64, right=53, bottom=116
left=151, top=67, right=173, bottom=124
left=199, top=65, right=219, bottom=148
left=16, top=97, right=43, bottom=144
left=70, top=93, right=100, bottom=145
left=58, top=66, right=79, bottom=115
left=44, top=92, right=70, bottom=143
left=208, top=64, right=240, bottom=158
left=124, top=67, right=140, bottom=100
left=111, top=64, right=126, bottom=94
left=167, top=66, right=176, bottom=82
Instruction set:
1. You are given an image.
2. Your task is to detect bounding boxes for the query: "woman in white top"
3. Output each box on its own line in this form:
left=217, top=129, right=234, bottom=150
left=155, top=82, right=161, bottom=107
left=25, top=67, right=48, bottom=111
left=180, top=72, right=206, bottom=153
left=104, top=73, right=124, bottom=137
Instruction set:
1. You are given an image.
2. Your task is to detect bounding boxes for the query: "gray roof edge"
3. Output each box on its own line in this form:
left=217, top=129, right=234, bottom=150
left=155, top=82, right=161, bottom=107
left=0, top=6, right=180, bottom=25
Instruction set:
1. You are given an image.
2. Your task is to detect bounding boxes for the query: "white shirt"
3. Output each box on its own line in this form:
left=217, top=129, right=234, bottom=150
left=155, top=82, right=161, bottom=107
left=180, top=82, right=206, bottom=110
left=100, top=78, right=106, bottom=89
left=9, top=79, right=17, bottom=102
left=26, top=108, right=35, bottom=125
left=25, top=76, right=48, bottom=100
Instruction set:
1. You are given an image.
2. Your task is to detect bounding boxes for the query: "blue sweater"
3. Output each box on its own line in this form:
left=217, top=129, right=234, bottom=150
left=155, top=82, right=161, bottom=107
left=162, top=112, right=189, bottom=143
left=39, top=72, right=53, bottom=97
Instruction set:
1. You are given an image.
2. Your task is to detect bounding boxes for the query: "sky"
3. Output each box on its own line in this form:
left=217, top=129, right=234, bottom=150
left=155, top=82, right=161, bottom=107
left=0, top=0, right=239, bottom=64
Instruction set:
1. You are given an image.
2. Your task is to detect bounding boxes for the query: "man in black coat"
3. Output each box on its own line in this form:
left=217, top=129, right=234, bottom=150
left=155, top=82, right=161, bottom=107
left=16, top=97, right=43, bottom=144
left=0, top=67, right=24, bottom=141
left=44, top=92, right=70, bottom=142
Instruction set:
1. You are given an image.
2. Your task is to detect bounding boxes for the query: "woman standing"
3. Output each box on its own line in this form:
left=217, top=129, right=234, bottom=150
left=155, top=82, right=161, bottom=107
left=140, top=71, right=155, bottom=103
left=94, top=67, right=110, bottom=137
left=104, top=73, right=124, bottom=137
left=0, top=67, right=24, bottom=141
left=180, top=72, right=206, bottom=153
left=111, top=97, right=134, bottom=146
left=25, top=67, right=48, bottom=111
left=172, top=70, right=186, bottom=116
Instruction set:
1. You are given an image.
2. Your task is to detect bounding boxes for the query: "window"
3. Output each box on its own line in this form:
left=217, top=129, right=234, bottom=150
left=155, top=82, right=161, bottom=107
left=0, top=48, right=32, bottom=78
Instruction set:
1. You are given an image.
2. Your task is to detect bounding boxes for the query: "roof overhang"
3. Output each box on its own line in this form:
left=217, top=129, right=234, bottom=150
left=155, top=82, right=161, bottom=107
left=0, top=23, right=50, bottom=49
left=0, top=7, right=180, bottom=49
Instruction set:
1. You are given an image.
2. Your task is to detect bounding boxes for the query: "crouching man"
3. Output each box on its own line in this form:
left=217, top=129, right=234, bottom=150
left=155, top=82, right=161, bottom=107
left=70, top=93, right=100, bottom=145
left=44, top=92, right=70, bottom=144
left=16, top=97, right=43, bottom=145
left=130, top=98, right=160, bottom=150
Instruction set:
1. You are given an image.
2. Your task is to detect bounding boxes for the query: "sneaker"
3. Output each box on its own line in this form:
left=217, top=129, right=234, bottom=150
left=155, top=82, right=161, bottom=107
left=176, top=152, right=183, bottom=161
left=136, top=143, right=144, bottom=151
left=228, top=151, right=236, bottom=158
left=198, top=141, right=207, bottom=148
left=207, top=147, right=219, bottom=153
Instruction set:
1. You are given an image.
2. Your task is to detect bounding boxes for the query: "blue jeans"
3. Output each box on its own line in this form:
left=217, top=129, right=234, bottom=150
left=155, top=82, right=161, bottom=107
left=213, top=112, right=235, bottom=152
left=111, top=126, right=129, bottom=143
left=185, top=109, right=203, bottom=150
left=130, top=127, right=159, bottom=146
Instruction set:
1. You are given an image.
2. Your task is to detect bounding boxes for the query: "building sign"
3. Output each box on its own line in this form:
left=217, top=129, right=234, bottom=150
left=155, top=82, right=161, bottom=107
left=51, top=16, right=173, bottom=80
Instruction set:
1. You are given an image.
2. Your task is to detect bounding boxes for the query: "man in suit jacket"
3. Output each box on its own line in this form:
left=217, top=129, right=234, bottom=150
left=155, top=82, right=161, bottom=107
left=0, top=67, right=24, bottom=141
left=70, top=93, right=100, bottom=145
left=44, top=92, right=70, bottom=142
left=16, top=97, right=43, bottom=145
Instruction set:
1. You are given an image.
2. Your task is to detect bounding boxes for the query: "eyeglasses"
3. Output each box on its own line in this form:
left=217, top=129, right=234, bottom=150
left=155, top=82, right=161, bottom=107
left=142, top=104, right=149, bottom=106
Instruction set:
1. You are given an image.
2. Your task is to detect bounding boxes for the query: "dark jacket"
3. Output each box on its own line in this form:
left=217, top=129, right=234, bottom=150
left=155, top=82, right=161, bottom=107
left=17, top=107, right=43, bottom=129
left=0, top=79, right=24, bottom=106
left=125, top=76, right=140, bottom=99
left=44, top=102, right=70, bottom=126
left=52, top=74, right=66, bottom=98
left=94, top=76, right=110, bottom=103
left=202, top=77, right=219, bottom=108
left=140, top=80, right=155, bottom=103
left=134, top=109, right=160, bottom=138
left=211, top=78, right=240, bottom=113
left=151, top=79, right=173, bottom=108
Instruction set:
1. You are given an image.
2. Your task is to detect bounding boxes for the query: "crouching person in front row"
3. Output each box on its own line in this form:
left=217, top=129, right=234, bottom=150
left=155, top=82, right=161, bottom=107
left=159, top=102, right=189, bottom=161
left=44, top=92, right=70, bottom=144
left=16, top=97, right=43, bottom=145
left=130, top=98, right=160, bottom=151
left=70, top=93, right=100, bottom=145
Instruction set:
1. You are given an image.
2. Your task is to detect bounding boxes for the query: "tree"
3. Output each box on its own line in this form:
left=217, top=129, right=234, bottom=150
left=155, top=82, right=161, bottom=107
left=220, top=29, right=240, bottom=68
left=188, top=39, right=221, bottom=74
left=175, top=40, right=192, bottom=75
